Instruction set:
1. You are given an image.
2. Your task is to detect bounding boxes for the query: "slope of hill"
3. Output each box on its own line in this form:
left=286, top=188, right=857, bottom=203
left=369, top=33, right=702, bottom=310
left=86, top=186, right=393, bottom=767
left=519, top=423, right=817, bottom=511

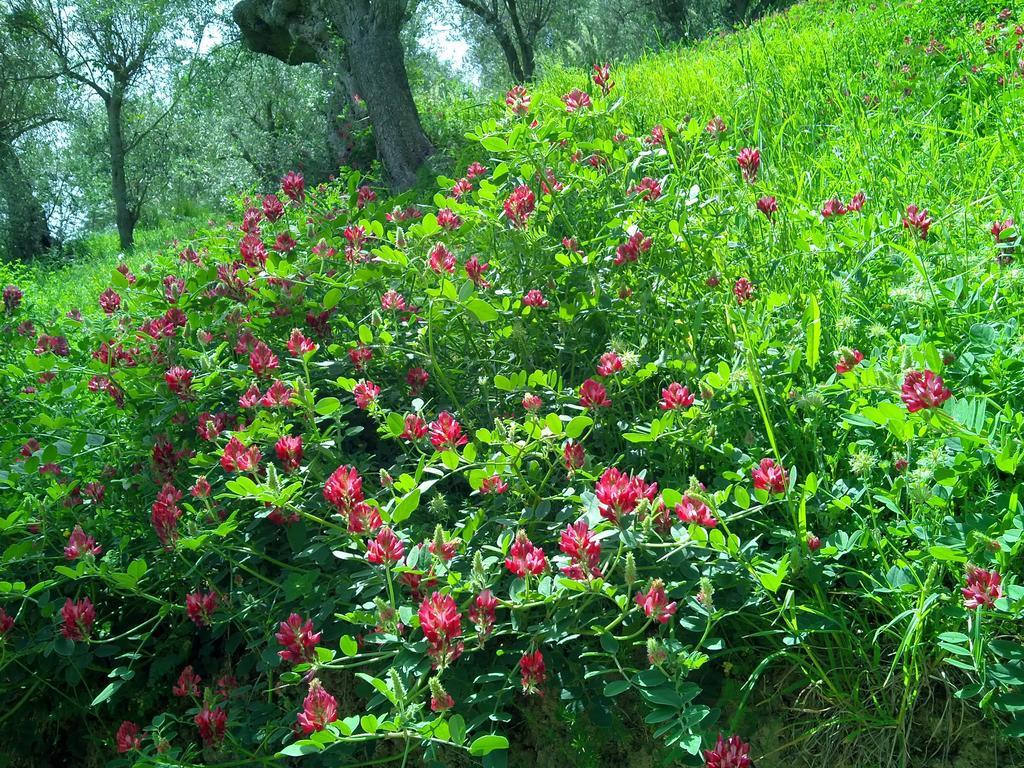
left=2, top=2, right=1024, bottom=767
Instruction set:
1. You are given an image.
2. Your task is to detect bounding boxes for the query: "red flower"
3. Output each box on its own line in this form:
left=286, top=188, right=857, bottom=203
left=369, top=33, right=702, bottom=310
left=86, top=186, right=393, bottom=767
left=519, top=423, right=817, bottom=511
left=3, top=284, right=24, bottom=312
left=505, top=85, right=531, bottom=115
left=380, top=290, right=407, bottom=311
left=706, top=116, right=727, bottom=135
left=99, top=288, right=122, bottom=315
left=407, top=367, right=430, bottom=395
left=635, top=579, right=677, bottom=623
left=594, top=467, right=644, bottom=523
left=736, top=147, right=760, bottom=183
left=756, top=196, right=778, bottom=219
left=563, top=440, right=585, bottom=472
left=520, top=650, right=546, bottom=694
left=276, top=613, right=322, bottom=664
left=61, top=597, right=95, bottom=640
left=281, top=170, right=305, bottom=202
left=221, top=436, right=262, bottom=473
left=522, top=289, right=549, bottom=308
left=505, top=530, right=547, bottom=576
left=418, top=592, right=464, bottom=667
left=452, top=177, right=473, bottom=198
left=437, top=207, right=462, bottom=230
left=275, top=435, right=303, bottom=471
left=596, top=352, right=623, bottom=377
left=400, top=413, right=428, bottom=441
left=464, top=255, right=490, bottom=288
left=347, top=504, right=382, bottom=535
left=164, top=366, right=193, bottom=398
left=821, top=197, right=848, bottom=218
left=614, top=230, right=652, bottom=266
left=0, top=607, right=14, bottom=637
left=480, top=474, right=508, bottom=494
left=503, top=185, right=536, bottom=228
left=367, top=527, right=405, bottom=565
left=185, top=477, right=209, bottom=502
left=806, top=533, right=822, bottom=552
left=249, top=340, right=279, bottom=377
left=834, top=348, right=864, bottom=374
left=288, top=328, right=318, bottom=356
left=151, top=483, right=183, bottom=547
left=660, top=382, right=694, bottom=410
left=353, top=379, right=380, bottom=409
left=559, top=520, right=602, bottom=580
left=561, top=88, right=592, bottom=112
left=430, top=687, right=455, bottom=712
left=646, top=124, right=665, bottom=146
left=903, top=204, right=933, bottom=239
left=172, top=665, right=202, bottom=697
left=428, top=243, right=457, bottom=274
left=522, top=392, right=543, bottom=411
left=991, top=218, right=1014, bottom=242
left=752, top=458, right=786, bottom=495
left=194, top=705, right=227, bottom=746
left=962, top=565, right=1002, bottom=610
left=348, top=345, right=373, bottom=370
left=185, top=591, right=217, bottom=627
left=64, top=525, right=102, bottom=560
left=469, top=589, right=497, bottom=639
left=466, top=162, right=487, bottom=178
left=704, top=734, right=752, bottom=768
left=324, top=465, right=364, bottom=515
left=900, top=370, right=951, bottom=412
left=297, top=680, right=337, bottom=734
left=116, top=721, right=141, bottom=753
left=263, top=193, right=284, bottom=221
left=733, top=277, right=756, bottom=304
left=579, top=378, right=611, bottom=409
left=592, top=63, right=614, bottom=94
left=847, top=191, right=866, bottom=212
left=260, top=379, right=294, bottom=408
left=357, top=185, right=376, bottom=209
left=428, top=412, right=468, bottom=451
left=629, top=176, right=662, bottom=201
left=675, top=495, right=716, bottom=528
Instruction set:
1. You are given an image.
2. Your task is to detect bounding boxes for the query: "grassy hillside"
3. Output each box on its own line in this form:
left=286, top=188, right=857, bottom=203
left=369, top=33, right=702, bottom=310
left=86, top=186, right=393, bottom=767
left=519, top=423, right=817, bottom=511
left=3, top=2, right=1024, bottom=767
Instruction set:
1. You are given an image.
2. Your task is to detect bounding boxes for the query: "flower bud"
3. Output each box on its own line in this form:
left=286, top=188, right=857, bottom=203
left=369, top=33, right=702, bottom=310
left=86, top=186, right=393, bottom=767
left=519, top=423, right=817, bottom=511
left=623, top=552, right=637, bottom=587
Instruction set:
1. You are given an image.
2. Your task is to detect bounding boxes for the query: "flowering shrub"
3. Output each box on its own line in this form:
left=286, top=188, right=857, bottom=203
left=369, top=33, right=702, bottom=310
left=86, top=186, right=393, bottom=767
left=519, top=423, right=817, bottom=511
left=3, top=2, right=1024, bottom=766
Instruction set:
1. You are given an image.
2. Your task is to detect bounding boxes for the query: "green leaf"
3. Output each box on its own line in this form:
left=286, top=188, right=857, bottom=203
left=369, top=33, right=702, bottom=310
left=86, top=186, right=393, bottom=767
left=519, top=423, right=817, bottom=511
left=448, top=714, right=467, bottom=745
left=358, top=324, right=373, bottom=344
left=804, top=293, right=821, bottom=369
left=340, top=635, right=359, bottom=656
left=315, top=397, right=341, bottom=416
left=393, top=489, right=420, bottom=524
left=480, top=136, right=508, bottom=152
left=565, top=415, right=593, bottom=439
left=466, top=298, right=499, bottom=323
left=603, top=680, right=631, bottom=697
left=323, top=288, right=342, bottom=310
left=360, top=714, right=379, bottom=733
left=279, top=742, right=321, bottom=757
left=544, top=413, right=562, bottom=435
left=469, top=735, right=510, bottom=756
left=928, top=545, right=967, bottom=563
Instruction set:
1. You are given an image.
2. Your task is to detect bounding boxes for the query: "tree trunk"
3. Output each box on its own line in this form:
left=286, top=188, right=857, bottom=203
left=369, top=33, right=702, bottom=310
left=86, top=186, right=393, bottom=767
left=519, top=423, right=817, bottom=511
left=340, top=8, right=433, bottom=191
left=323, top=47, right=368, bottom=173
left=106, top=83, right=136, bottom=251
left=492, top=23, right=527, bottom=82
left=0, top=140, right=53, bottom=261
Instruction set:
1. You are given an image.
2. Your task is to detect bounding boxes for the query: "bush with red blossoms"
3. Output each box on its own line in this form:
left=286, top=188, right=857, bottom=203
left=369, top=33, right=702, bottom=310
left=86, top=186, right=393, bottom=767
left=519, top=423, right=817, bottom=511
left=3, top=11, right=1024, bottom=765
